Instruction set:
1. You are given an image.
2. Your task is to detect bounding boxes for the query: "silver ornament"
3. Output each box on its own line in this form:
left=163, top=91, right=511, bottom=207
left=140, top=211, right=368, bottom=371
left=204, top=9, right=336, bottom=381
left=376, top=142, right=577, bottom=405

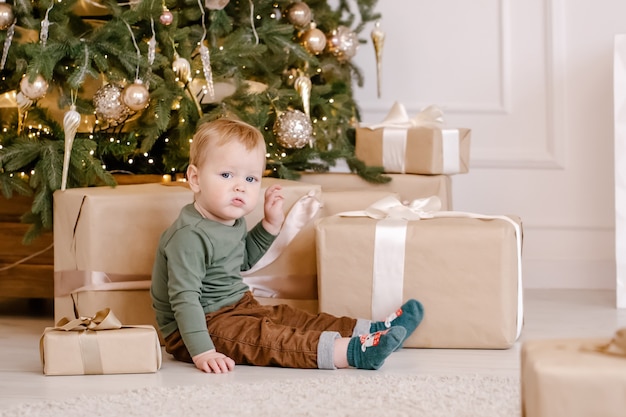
left=20, top=74, right=49, bottom=100
left=0, top=2, right=14, bottom=31
left=122, top=80, right=150, bottom=111
left=327, top=26, right=359, bottom=62
left=205, top=0, right=229, bottom=10
left=285, top=1, right=311, bottom=28
left=274, top=110, right=313, bottom=149
left=93, top=83, right=131, bottom=125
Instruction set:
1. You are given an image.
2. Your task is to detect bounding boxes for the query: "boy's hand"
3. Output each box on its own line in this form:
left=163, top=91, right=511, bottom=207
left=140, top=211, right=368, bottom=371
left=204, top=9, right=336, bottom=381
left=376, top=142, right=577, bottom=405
left=262, top=184, right=284, bottom=235
left=192, top=349, right=235, bottom=374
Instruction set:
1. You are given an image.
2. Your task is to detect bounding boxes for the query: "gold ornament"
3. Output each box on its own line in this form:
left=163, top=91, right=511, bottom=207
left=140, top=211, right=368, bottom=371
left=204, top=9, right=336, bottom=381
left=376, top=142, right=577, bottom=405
left=0, top=2, right=14, bottom=31
left=15, top=92, right=32, bottom=135
left=301, top=23, right=326, bottom=55
left=205, top=0, right=229, bottom=10
left=61, top=105, right=81, bottom=191
left=327, top=26, right=358, bottom=62
left=285, top=1, right=311, bottom=28
left=274, top=109, right=313, bottom=149
left=172, top=54, right=191, bottom=83
left=371, top=21, right=385, bottom=98
left=122, top=80, right=150, bottom=111
left=294, top=74, right=311, bottom=118
left=19, top=74, right=49, bottom=100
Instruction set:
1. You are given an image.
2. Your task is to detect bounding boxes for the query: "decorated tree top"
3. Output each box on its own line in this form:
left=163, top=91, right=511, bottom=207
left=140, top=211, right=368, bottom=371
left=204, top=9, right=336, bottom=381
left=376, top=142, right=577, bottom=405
left=0, top=0, right=385, bottom=242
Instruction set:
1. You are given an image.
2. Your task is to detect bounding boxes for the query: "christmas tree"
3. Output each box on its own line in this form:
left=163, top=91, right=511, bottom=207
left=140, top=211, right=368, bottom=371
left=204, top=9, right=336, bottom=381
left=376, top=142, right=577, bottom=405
left=0, top=0, right=385, bottom=242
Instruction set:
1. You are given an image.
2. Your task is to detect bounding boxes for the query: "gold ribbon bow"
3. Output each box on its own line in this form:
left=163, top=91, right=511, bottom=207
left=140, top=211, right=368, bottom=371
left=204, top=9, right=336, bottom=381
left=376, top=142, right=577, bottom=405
left=55, top=308, right=122, bottom=331
left=592, top=328, right=626, bottom=357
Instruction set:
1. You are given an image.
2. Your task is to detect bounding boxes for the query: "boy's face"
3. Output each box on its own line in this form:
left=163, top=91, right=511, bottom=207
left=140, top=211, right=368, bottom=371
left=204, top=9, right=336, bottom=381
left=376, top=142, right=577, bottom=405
left=187, top=138, right=265, bottom=225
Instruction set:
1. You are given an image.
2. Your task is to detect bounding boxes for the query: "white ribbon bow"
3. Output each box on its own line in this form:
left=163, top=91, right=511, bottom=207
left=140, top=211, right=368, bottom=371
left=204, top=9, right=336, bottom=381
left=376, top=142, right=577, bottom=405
left=340, top=195, right=442, bottom=221
left=365, top=102, right=444, bottom=130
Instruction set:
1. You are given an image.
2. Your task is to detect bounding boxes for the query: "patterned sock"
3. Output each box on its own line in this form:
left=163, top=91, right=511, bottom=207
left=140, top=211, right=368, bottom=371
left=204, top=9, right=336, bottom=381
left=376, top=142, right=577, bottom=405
left=370, top=299, right=424, bottom=349
left=346, top=326, right=406, bottom=370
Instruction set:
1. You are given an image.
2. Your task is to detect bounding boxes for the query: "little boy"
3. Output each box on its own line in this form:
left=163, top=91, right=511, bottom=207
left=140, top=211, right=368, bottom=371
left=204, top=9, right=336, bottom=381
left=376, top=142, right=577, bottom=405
left=151, top=117, right=424, bottom=373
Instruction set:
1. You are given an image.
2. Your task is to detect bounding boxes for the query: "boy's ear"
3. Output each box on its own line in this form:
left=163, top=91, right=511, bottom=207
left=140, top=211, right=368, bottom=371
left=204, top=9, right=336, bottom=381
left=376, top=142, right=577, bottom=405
left=186, top=164, right=201, bottom=193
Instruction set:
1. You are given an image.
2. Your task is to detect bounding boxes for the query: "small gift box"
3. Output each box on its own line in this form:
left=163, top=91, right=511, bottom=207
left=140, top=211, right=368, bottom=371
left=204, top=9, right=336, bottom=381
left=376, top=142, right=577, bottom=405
left=355, top=102, right=471, bottom=175
left=522, top=330, right=626, bottom=417
left=316, top=196, right=523, bottom=349
left=40, top=308, right=162, bottom=375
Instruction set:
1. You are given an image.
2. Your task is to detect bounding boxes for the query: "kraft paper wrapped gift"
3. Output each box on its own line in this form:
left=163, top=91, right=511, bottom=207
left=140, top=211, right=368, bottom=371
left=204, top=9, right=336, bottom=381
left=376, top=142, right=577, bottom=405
left=522, top=330, right=626, bottom=417
left=315, top=196, right=523, bottom=349
left=298, top=172, right=452, bottom=210
left=53, top=183, right=194, bottom=325
left=40, top=308, right=162, bottom=375
left=355, top=102, right=470, bottom=175
left=53, top=179, right=324, bottom=324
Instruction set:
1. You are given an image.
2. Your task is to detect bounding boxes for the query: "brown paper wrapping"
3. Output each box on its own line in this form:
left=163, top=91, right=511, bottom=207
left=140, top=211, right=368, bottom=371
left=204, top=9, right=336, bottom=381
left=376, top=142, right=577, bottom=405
left=53, top=180, right=324, bottom=321
left=53, top=183, right=195, bottom=324
left=522, top=338, right=626, bottom=417
left=315, top=215, right=522, bottom=349
left=40, top=325, right=162, bottom=375
left=298, top=173, right=452, bottom=210
left=355, top=126, right=471, bottom=175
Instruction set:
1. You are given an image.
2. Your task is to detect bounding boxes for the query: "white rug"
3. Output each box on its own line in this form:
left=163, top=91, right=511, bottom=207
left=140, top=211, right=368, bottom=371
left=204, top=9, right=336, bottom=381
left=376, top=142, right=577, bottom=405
left=1, top=374, right=520, bottom=417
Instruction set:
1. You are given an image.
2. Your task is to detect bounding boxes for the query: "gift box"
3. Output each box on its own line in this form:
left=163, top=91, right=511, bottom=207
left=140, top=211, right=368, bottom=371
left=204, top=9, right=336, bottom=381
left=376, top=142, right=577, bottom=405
left=40, top=308, right=162, bottom=375
left=298, top=172, right=452, bottom=210
left=315, top=196, right=523, bottom=349
left=53, top=180, right=323, bottom=324
left=355, top=102, right=470, bottom=175
left=522, top=331, right=626, bottom=417
left=53, top=183, right=195, bottom=326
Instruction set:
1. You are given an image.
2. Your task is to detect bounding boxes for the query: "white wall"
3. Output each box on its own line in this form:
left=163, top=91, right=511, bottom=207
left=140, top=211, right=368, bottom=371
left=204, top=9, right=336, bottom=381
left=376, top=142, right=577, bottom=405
left=352, top=0, right=626, bottom=290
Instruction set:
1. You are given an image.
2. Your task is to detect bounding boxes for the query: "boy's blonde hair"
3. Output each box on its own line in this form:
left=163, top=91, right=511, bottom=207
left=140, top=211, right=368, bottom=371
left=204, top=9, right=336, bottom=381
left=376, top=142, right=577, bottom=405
left=189, top=118, right=266, bottom=167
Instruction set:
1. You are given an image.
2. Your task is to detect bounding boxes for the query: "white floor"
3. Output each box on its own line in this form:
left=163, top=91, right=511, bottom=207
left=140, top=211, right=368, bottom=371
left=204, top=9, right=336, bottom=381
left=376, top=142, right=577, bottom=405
left=1, top=289, right=625, bottom=412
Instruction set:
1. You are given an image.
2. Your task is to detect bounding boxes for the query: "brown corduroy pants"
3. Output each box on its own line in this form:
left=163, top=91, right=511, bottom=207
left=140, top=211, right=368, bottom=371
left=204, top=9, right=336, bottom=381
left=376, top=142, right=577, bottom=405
left=164, top=291, right=357, bottom=369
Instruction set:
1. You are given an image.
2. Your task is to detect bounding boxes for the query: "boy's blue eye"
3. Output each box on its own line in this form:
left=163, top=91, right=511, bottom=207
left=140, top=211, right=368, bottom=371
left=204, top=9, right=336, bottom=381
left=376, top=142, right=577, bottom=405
left=221, top=172, right=232, bottom=179
left=245, top=176, right=257, bottom=183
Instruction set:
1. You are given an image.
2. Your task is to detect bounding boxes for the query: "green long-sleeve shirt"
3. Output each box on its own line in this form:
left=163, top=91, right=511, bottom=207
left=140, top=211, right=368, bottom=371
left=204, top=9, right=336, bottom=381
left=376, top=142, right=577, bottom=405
left=150, top=203, right=277, bottom=357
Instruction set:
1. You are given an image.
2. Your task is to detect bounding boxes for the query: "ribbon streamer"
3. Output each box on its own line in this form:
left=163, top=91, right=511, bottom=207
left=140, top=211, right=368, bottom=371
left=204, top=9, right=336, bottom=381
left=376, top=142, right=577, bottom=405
left=242, top=190, right=322, bottom=275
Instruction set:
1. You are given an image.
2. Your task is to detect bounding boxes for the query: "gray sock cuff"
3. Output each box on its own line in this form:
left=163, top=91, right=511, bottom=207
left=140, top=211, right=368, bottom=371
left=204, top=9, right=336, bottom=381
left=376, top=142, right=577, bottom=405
left=352, top=318, right=371, bottom=337
left=317, top=331, right=341, bottom=370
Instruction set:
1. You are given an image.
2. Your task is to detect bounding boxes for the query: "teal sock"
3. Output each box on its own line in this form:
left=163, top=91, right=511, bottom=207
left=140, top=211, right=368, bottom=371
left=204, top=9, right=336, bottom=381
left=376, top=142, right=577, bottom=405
left=346, top=326, right=406, bottom=370
left=370, top=299, right=424, bottom=348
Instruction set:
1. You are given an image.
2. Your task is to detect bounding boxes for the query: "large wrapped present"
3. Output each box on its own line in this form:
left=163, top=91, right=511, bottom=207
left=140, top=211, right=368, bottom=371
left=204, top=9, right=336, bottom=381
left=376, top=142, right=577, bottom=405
left=53, top=183, right=194, bottom=326
left=355, top=102, right=470, bottom=175
left=298, top=172, right=452, bottom=210
left=315, top=196, right=523, bottom=349
left=40, top=308, right=162, bottom=375
left=53, top=179, right=323, bottom=326
left=522, top=330, right=626, bottom=417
